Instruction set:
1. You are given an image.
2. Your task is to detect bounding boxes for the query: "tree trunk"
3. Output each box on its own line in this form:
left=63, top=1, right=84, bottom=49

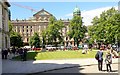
left=77, top=39, right=79, bottom=47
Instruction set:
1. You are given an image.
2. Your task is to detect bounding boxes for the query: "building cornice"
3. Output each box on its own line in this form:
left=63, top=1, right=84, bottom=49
left=0, top=0, right=10, bottom=7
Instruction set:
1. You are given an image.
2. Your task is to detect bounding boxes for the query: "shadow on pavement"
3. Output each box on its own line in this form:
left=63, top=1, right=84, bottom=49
left=102, top=70, right=118, bottom=72
left=2, top=59, right=119, bottom=75
left=2, top=60, right=85, bottom=75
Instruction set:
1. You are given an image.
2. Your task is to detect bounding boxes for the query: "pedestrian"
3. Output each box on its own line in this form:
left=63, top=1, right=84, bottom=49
left=89, top=44, right=92, bottom=51
left=2, top=49, right=5, bottom=59
left=4, top=48, right=8, bottom=59
left=83, top=43, right=88, bottom=53
left=105, top=50, right=112, bottom=72
left=7, top=48, right=11, bottom=59
left=111, top=49, right=119, bottom=58
left=95, top=47, right=103, bottom=71
left=12, top=47, right=16, bottom=57
left=18, top=48, right=23, bottom=61
left=23, top=48, right=27, bottom=61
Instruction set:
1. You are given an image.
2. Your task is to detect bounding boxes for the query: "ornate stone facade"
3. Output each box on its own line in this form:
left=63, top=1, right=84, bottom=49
left=11, top=9, right=71, bottom=46
left=11, top=7, right=81, bottom=46
left=0, top=0, right=10, bottom=50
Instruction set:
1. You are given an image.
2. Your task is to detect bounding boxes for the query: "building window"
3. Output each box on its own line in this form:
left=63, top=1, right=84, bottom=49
left=27, top=38, right=29, bottom=42
left=27, top=26, right=28, bottom=28
left=31, top=26, right=32, bottom=28
left=27, top=29, right=28, bottom=32
left=66, top=37, right=68, bottom=40
left=31, top=29, right=32, bottom=32
left=23, top=26, right=24, bottom=28
left=23, top=29, right=24, bottom=32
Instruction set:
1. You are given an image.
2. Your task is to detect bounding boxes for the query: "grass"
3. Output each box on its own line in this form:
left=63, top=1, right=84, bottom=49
left=13, top=50, right=101, bottom=60
left=13, top=51, right=38, bottom=60
left=35, top=50, right=97, bottom=60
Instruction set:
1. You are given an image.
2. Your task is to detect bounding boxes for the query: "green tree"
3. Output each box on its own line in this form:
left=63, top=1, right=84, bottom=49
left=41, top=30, right=47, bottom=48
left=68, top=16, right=87, bottom=46
left=29, top=32, right=41, bottom=48
left=8, top=21, right=15, bottom=37
left=9, top=21, right=23, bottom=48
left=10, top=32, right=23, bottom=48
left=88, top=7, right=120, bottom=44
left=45, top=16, right=64, bottom=46
left=8, top=21, right=13, bottom=33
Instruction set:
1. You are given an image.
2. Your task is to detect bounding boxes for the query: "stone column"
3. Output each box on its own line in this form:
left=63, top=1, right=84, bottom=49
left=6, top=9, right=10, bottom=48
left=0, top=1, right=2, bottom=75
left=0, top=2, right=2, bottom=50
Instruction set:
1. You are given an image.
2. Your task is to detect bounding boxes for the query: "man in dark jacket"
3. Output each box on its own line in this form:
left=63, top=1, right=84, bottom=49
left=97, top=47, right=103, bottom=71
left=23, top=48, right=27, bottom=61
left=4, top=48, right=8, bottom=59
left=2, top=49, right=5, bottom=59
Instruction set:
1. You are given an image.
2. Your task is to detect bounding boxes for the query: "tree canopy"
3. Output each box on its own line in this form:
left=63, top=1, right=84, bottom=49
left=29, top=32, right=41, bottom=48
left=9, top=21, right=23, bottom=48
left=88, top=7, right=120, bottom=44
left=68, top=16, right=87, bottom=46
left=42, top=16, right=65, bottom=46
left=10, top=32, right=23, bottom=48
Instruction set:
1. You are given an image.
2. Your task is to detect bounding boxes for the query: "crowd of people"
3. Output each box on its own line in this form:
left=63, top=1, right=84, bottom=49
left=2, top=47, right=28, bottom=61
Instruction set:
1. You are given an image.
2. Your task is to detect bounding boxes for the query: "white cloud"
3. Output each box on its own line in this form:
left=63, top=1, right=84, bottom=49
left=65, top=6, right=118, bottom=26
left=65, top=13, right=73, bottom=17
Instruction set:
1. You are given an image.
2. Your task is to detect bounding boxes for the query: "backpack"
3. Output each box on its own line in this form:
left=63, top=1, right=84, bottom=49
left=95, top=51, right=99, bottom=60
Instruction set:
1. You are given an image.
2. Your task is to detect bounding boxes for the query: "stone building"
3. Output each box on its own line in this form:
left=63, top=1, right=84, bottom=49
left=0, top=0, right=10, bottom=50
left=11, top=7, right=81, bottom=47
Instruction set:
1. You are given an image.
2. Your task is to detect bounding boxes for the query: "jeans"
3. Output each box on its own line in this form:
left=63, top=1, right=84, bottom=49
left=106, top=64, right=112, bottom=71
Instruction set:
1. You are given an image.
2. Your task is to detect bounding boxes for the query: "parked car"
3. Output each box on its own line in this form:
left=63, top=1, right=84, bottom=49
left=72, top=46, right=78, bottom=50
left=45, top=45, right=56, bottom=51
left=32, top=48, right=42, bottom=51
left=23, top=46, right=31, bottom=50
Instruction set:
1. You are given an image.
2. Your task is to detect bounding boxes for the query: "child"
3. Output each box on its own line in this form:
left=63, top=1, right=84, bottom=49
left=105, top=50, right=112, bottom=72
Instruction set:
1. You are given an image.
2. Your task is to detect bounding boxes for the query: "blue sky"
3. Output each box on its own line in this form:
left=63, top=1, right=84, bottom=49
left=9, top=2, right=118, bottom=25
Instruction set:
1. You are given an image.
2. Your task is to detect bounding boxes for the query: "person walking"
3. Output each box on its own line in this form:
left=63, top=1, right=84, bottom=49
left=4, top=48, right=8, bottom=59
left=95, top=47, right=103, bottom=71
left=7, top=48, right=12, bottom=59
left=18, top=48, right=24, bottom=61
left=23, top=48, right=27, bottom=61
left=12, top=47, right=16, bottom=57
left=2, top=49, right=5, bottom=59
left=105, top=50, right=112, bottom=72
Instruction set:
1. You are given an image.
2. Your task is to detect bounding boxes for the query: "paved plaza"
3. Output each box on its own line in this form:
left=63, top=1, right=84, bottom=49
left=2, top=58, right=119, bottom=74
